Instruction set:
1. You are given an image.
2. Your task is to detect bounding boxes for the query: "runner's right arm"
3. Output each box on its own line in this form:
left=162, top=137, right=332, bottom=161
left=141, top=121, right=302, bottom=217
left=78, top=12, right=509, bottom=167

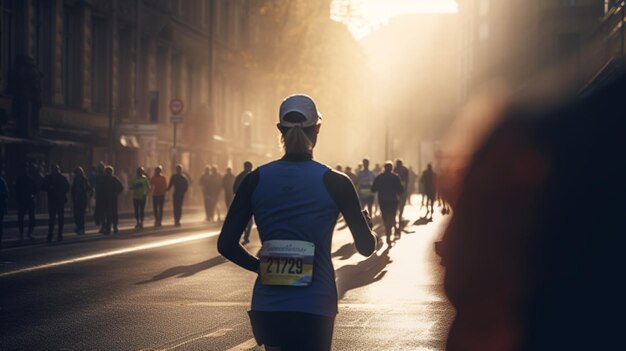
left=217, top=171, right=259, bottom=273
left=324, top=170, right=377, bottom=256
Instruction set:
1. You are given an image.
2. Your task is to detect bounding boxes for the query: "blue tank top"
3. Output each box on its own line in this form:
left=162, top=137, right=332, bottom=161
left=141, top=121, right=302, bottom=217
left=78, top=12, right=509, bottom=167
left=250, top=160, right=340, bottom=317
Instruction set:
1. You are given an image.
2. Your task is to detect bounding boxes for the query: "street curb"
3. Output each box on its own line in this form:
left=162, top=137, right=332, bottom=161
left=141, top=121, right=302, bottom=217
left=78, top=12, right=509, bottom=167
left=1, top=220, right=222, bottom=251
left=1, top=207, right=205, bottom=229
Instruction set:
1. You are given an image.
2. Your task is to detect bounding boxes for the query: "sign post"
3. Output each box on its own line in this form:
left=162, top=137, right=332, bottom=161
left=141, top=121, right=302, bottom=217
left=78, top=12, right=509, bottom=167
left=169, top=98, right=184, bottom=169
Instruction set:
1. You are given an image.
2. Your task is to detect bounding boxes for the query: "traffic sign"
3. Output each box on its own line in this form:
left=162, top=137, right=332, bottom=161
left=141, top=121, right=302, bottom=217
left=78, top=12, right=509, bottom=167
left=170, top=115, right=184, bottom=124
left=169, top=98, right=184, bottom=115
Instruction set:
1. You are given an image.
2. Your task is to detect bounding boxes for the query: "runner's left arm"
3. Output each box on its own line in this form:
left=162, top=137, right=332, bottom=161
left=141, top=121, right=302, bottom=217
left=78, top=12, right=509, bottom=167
left=217, top=171, right=260, bottom=273
left=324, top=170, right=377, bottom=256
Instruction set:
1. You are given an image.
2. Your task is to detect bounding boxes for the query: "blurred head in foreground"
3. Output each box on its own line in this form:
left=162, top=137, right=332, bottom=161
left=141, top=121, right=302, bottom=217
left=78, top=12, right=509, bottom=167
left=438, top=70, right=626, bottom=351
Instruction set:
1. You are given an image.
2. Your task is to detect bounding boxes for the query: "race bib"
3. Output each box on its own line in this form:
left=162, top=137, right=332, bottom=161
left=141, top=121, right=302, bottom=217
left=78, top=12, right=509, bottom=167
left=259, top=240, right=314, bottom=287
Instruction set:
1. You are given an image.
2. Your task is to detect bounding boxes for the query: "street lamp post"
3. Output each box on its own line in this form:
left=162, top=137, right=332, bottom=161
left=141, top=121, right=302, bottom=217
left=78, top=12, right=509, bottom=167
left=241, top=111, right=253, bottom=150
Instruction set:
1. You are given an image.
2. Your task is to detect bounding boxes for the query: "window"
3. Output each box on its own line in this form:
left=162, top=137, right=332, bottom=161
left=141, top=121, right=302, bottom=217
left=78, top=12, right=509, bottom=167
left=63, top=5, right=81, bottom=107
left=1, top=0, right=24, bottom=92
left=91, top=16, right=109, bottom=113
left=171, top=53, right=181, bottom=98
left=34, top=0, right=53, bottom=103
left=117, top=26, right=133, bottom=118
left=222, top=0, right=230, bottom=44
left=155, top=46, right=168, bottom=124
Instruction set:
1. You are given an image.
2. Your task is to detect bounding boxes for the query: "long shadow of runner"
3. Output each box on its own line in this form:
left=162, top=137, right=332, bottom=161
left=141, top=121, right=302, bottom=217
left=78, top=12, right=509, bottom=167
left=335, top=246, right=392, bottom=300
left=332, top=243, right=357, bottom=260
left=135, top=255, right=227, bottom=285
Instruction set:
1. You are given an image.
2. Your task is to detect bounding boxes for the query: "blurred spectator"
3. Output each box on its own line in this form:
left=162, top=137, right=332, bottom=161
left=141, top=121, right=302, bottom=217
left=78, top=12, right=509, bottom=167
left=41, top=165, right=70, bottom=242
left=199, top=166, right=212, bottom=221
left=344, top=166, right=357, bottom=185
left=167, top=164, right=189, bottom=227
left=15, top=165, right=38, bottom=239
left=71, top=167, right=90, bottom=235
left=150, top=166, right=167, bottom=227
left=222, top=167, right=235, bottom=208
left=92, top=162, right=106, bottom=232
left=437, top=70, right=626, bottom=351
left=208, top=166, right=223, bottom=221
left=234, top=161, right=253, bottom=244
left=130, top=167, right=150, bottom=229
left=99, top=166, right=124, bottom=234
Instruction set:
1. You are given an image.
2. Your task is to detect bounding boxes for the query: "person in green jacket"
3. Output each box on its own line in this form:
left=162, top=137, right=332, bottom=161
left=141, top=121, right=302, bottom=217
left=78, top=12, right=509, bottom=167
left=131, top=167, right=151, bottom=229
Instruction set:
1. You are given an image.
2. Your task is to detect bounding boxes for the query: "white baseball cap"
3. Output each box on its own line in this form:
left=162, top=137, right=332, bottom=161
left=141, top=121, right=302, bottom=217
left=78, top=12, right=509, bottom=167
left=279, top=94, right=323, bottom=128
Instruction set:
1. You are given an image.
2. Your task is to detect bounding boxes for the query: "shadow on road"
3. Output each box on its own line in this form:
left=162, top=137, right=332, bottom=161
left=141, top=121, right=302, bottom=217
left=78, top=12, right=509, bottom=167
left=135, top=255, right=227, bottom=285
left=335, top=246, right=392, bottom=300
left=332, top=243, right=357, bottom=260
left=413, top=217, right=432, bottom=226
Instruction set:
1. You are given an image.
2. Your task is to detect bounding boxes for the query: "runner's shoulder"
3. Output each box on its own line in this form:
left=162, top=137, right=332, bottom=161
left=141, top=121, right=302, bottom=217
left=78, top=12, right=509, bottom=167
left=238, top=169, right=260, bottom=194
left=324, top=168, right=353, bottom=186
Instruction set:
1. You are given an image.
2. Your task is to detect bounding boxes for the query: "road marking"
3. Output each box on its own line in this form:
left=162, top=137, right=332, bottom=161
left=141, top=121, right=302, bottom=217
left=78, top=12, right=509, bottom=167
left=158, top=328, right=233, bottom=351
left=137, top=323, right=247, bottom=351
left=226, top=338, right=258, bottom=351
left=186, top=301, right=249, bottom=307
left=0, top=230, right=220, bottom=278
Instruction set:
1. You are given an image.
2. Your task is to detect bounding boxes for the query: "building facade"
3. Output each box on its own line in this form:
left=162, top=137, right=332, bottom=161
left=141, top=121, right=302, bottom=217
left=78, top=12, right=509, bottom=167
left=0, top=0, right=257, bottom=211
left=457, top=0, right=607, bottom=103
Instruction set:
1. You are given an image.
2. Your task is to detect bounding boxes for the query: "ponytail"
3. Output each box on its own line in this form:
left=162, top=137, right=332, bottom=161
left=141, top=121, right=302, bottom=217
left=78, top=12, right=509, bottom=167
left=282, top=126, right=313, bottom=154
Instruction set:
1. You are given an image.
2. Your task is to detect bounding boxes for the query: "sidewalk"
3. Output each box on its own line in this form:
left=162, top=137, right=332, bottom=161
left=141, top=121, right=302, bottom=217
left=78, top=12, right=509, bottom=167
left=1, top=205, right=204, bottom=229
left=1, top=207, right=217, bottom=250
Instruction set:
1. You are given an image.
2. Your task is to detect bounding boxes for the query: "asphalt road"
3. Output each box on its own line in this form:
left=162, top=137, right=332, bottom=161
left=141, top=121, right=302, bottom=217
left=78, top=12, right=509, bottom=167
left=0, top=202, right=453, bottom=351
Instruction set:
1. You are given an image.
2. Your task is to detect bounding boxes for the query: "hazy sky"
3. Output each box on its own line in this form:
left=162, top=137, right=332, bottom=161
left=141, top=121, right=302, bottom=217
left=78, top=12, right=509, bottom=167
left=332, top=0, right=458, bottom=39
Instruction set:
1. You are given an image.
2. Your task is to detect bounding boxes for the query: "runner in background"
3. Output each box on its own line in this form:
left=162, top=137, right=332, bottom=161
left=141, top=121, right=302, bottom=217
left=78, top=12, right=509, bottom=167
left=130, top=167, right=151, bottom=230
left=372, top=161, right=404, bottom=245
left=356, top=158, right=376, bottom=215
left=393, top=159, right=409, bottom=225
left=222, top=167, right=235, bottom=208
left=420, top=164, right=436, bottom=220
left=167, top=164, right=189, bottom=227
left=344, top=166, right=357, bottom=185
left=41, top=165, right=70, bottom=242
left=15, top=165, right=38, bottom=239
left=234, top=161, right=254, bottom=244
left=150, top=166, right=167, bottom=227
left=71, top=166, right=91, bottom=235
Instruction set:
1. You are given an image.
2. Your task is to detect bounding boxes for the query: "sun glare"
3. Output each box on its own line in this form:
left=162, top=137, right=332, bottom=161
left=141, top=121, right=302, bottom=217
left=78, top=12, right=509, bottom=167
left=332, top=0, right=458, bottom=39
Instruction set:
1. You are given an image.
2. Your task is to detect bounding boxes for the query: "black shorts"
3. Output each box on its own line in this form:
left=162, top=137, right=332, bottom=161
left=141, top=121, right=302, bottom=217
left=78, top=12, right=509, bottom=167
left=248, top=310, right=335, bottom=351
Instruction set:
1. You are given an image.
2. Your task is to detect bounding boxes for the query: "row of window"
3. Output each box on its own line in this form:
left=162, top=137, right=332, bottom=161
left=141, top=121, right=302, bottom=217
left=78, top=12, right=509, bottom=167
left=0, top=1, right=107, bottom=110
left=0, top=1, right=209, bottom=123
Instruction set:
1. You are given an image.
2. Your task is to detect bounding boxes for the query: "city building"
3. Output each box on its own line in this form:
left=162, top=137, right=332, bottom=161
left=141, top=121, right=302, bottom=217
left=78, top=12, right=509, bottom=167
left=457, top=0, right=606, bottom=103
left=360, top=14, right=459, bottom=168
left=0, top=0, right=255, bottom=210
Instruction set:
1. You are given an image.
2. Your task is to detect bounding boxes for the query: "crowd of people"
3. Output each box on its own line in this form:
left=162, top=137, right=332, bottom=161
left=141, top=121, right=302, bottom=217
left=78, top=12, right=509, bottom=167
left=336, top=158, right=444, bottom=245
left=0, top=160, right=258, bottom=249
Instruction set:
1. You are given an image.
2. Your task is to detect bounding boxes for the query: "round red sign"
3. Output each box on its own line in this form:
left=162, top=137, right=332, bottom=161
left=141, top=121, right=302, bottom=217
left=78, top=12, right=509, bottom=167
left=169, top=98, right=184, bottom=114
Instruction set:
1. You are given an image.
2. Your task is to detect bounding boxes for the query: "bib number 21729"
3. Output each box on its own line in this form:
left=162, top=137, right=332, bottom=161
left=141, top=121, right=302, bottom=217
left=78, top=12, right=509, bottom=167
left=259, top=240, right=314, bottom=287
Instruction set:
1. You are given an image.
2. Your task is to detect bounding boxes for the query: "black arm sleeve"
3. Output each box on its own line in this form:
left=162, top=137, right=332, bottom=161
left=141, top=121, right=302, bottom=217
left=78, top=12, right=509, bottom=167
left=324, top=170, right=377, bottom=256
left=217, top=170, right=260, bottom=273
